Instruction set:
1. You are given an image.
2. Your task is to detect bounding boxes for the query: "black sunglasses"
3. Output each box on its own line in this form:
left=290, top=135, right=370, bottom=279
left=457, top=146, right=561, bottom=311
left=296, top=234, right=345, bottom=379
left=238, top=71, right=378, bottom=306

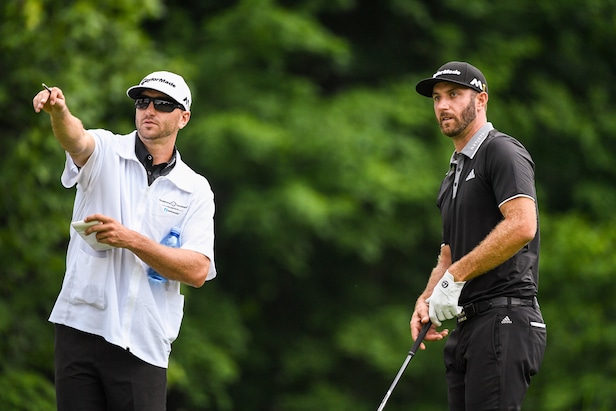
left=134, top=97, right=185, bottom=113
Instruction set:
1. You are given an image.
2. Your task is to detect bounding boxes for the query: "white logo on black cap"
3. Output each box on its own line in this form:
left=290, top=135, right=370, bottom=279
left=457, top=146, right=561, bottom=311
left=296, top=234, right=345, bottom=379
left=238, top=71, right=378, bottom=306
left=470, top=78, right=485, bottom=91
left=433, top=69, right=461, bottom=78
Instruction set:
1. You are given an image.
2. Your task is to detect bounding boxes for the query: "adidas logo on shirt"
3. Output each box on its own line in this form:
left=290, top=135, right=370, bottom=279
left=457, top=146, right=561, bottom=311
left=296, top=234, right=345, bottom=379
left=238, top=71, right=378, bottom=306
left=465, top=169, right=476, bottom=181
left=501, top=316, right=512, bottom=324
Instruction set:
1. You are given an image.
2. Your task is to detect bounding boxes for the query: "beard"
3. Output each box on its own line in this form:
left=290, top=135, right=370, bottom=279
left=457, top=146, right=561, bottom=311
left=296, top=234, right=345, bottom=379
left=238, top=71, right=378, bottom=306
left=439, top=95, right=477, bottom=137
left=137, top=117, right=176, bottom=141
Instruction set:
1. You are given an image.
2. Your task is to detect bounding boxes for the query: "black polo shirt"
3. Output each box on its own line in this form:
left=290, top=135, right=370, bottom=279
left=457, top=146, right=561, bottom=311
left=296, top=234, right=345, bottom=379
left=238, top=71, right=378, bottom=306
left=436, top=123, right=539, bottom=305
left=135, top=135, right=177, bottom=186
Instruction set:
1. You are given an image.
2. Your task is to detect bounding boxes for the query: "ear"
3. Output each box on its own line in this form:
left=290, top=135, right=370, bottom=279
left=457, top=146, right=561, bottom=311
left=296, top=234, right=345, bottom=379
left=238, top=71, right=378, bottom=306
left=476, top=92, right=489, bottom=112
left=178, top=111, right=191, bottom=129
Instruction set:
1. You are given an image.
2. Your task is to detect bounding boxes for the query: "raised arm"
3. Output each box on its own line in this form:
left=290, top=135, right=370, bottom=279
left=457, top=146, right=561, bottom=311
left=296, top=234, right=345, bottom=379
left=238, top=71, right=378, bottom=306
left=33, top=85, right=95, bottom=167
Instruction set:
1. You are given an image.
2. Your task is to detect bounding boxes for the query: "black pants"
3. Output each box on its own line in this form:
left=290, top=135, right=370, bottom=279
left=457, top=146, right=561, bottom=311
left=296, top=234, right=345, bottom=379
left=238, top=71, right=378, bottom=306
left=54, top=324, right=167, bottom=411
left=444, top=305, right=546, bottom=411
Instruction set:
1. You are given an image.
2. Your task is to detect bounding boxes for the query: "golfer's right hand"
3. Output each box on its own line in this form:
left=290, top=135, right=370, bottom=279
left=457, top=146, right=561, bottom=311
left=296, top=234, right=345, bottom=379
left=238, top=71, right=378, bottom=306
left=410, top=301, right=448, bottom=349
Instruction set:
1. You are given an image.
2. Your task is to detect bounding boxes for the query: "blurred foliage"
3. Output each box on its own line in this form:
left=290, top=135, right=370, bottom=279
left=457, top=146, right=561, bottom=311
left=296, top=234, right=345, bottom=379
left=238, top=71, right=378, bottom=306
left=1, top=0, right=616, bottom=409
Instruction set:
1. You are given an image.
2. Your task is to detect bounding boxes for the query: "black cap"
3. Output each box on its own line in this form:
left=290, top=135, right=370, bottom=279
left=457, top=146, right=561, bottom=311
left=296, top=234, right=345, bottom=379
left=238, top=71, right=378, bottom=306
left=415, top=61, right=488, bottom=97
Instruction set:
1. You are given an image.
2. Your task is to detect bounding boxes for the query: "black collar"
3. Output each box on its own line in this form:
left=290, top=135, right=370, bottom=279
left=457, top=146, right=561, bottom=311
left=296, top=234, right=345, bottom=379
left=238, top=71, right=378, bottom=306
left=135, top=135, right=177, bottom=185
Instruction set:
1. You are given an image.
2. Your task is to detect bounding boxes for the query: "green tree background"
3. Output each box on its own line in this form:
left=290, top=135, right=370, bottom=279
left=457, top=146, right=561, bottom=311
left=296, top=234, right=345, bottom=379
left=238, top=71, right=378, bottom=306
left=1, top=0, right=615, bottom=410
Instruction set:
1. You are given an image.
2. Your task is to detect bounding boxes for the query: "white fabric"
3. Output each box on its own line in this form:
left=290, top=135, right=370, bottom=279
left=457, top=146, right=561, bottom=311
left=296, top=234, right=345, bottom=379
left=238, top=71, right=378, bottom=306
left=49, top=129, right=216, bottom=368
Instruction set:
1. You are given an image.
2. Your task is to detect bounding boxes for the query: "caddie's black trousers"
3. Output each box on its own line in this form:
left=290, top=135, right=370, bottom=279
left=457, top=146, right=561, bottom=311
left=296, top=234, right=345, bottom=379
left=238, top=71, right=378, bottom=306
left=54, top=324, right=167, bottom=411
left=444, top=303, right=546, bottom=411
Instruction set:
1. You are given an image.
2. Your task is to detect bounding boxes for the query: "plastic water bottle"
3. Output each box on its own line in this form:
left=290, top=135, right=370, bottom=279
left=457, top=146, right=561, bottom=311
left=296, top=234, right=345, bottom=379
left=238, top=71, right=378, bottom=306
left=148, top=227, right=181, bottom=283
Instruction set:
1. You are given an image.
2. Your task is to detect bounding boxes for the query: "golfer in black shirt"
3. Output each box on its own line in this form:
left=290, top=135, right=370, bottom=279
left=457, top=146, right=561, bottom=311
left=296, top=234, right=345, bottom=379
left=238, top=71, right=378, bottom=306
left=410, top=61, right=547, bottom=410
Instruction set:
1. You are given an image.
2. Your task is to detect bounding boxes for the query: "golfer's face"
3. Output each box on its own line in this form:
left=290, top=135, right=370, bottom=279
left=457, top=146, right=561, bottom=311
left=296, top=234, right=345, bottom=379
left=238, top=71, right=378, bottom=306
left=432, top=83, right=478, bottom=138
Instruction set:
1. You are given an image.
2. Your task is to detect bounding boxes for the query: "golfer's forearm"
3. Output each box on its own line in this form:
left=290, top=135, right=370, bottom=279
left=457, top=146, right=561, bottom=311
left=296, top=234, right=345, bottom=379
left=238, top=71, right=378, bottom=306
left=449, top=222, right=532, bottom=282
left=420, top=245, right=452, bottom=300
left=449, top=197, right=536, bottom=282
left=423, top=265, right=448, bottom=296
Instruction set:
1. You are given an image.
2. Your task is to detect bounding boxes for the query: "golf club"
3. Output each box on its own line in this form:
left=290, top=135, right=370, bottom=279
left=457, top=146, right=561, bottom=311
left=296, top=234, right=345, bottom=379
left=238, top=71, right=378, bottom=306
left=376, top=320, right=432, bottom=411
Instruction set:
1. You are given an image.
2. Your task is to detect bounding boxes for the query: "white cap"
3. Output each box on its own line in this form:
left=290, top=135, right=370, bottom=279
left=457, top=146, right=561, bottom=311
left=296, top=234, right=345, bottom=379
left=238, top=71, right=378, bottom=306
left=126, top=71, right=192, bottom=111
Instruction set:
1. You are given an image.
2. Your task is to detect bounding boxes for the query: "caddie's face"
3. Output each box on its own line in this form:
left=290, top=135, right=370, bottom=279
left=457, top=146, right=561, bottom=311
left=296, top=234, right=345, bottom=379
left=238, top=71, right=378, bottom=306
left=432, top=82, right=482, bottom=138
left=135, top=90, right=190, bottom=142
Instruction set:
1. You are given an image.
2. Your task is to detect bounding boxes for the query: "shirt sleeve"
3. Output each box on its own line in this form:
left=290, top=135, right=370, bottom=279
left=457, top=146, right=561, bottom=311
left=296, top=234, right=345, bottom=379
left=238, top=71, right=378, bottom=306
left=60, top=130, right=110, bottom=189
left=180, top=177, right=217, bottom=281
left=485, top=135, right=536, bottom=206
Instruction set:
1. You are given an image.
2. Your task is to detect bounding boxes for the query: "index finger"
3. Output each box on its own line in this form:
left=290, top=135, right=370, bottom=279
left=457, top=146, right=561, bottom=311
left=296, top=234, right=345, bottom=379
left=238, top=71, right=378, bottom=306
left=85, top=214, right=108, bottom=224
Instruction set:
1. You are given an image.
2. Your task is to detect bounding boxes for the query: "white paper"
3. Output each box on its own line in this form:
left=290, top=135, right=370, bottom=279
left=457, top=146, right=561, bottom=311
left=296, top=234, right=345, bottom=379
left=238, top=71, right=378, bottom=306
left=71, top=220, right=114, bottom=251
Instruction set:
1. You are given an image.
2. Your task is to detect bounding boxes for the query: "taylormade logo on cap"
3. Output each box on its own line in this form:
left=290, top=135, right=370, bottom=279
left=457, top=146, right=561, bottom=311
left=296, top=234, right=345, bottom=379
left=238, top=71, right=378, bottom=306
left=140, top=76, right=179, bottom=88
left=433, top=69, right=462, bottom=78
left=127, top=71, right=192, bottom=111
left=415, top=61, right=488, bottom=97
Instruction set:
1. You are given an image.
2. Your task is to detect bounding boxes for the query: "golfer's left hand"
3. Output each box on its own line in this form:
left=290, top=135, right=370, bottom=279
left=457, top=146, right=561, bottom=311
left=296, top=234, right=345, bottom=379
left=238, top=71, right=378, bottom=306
left=426, top=270, right=466, bottom=326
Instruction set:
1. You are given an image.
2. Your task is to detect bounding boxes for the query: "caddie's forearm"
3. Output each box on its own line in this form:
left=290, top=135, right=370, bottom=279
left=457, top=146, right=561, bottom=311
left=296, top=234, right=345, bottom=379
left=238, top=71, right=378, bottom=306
left=124, top=232, right=209, bottom=288
left=50, top=108, right=89, bottom=156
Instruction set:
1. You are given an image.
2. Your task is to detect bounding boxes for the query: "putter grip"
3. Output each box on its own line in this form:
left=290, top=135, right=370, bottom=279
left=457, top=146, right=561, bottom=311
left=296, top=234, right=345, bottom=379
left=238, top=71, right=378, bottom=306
left=410, top=321, right=431, bottom=355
